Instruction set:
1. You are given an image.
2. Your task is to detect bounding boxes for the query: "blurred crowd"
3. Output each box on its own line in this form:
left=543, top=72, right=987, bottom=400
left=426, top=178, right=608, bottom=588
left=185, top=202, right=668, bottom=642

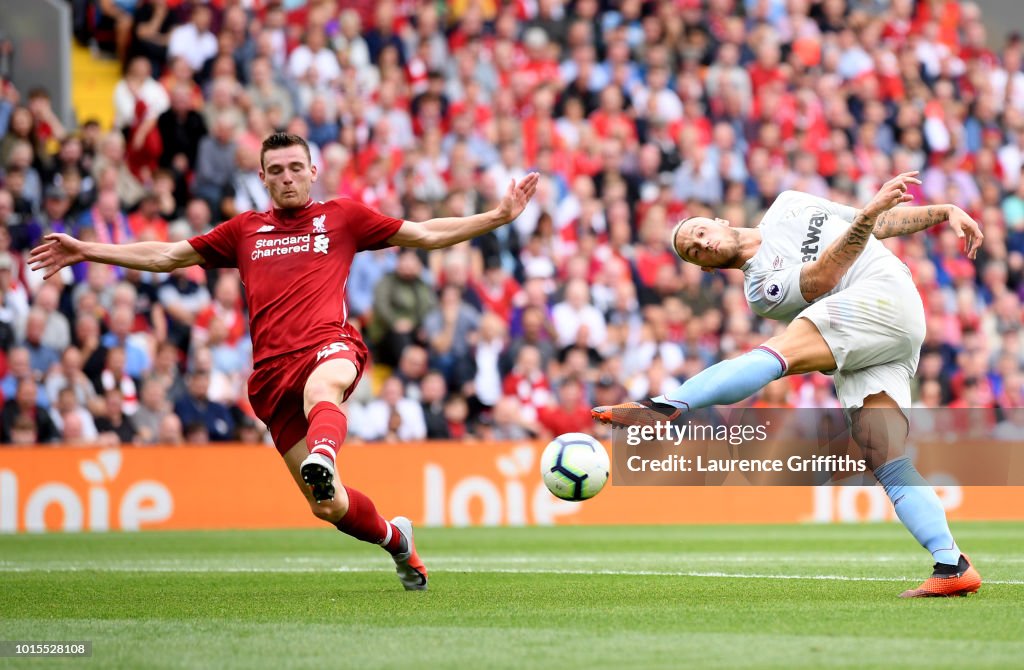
left=1, top=0, right=1023, bottom=446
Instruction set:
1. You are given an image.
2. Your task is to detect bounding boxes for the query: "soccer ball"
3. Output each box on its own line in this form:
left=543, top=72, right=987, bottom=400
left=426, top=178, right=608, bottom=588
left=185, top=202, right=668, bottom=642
left=540, top=433, right=610, bottom=501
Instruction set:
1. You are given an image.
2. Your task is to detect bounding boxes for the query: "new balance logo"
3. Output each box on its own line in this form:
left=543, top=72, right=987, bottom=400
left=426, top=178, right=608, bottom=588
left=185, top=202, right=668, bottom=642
left=257, top=224, right=275, bottom=233
left=316, top=341, right=349, bottom=361
left=312, top=214, right=327, bottom=234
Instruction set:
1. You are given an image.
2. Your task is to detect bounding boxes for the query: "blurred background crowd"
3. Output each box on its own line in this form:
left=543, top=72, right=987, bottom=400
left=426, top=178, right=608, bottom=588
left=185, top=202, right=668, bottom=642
left=1, top=0, right=1023, bottom=446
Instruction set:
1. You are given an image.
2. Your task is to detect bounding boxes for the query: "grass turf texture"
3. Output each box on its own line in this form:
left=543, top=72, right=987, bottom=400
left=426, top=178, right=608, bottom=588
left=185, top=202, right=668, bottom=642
left=1, top=523, right=1022, bottom=669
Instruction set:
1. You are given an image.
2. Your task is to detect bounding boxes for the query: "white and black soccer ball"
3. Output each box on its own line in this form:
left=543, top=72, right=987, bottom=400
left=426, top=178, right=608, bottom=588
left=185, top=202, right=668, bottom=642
left=540, top=433, right=610, bottom=501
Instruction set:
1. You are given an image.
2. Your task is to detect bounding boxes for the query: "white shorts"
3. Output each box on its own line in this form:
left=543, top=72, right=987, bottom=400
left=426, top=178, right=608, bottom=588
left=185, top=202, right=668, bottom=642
left=796, top=267, right=925, bottom=411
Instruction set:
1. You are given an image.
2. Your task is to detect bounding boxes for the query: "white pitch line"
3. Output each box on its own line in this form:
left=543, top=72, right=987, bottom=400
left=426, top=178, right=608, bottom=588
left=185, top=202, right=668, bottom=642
left=0, top=563, right=1021, bottom=585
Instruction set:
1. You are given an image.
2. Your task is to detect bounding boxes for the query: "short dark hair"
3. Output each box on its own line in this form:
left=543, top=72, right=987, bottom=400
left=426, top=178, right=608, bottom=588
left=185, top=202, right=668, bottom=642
left=260, top=132, right=311, bottom=169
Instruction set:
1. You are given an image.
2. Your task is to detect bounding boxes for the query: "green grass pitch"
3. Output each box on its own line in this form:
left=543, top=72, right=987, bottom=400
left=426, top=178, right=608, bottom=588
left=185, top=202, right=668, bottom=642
left=1, top=522, right=1022, bottom=669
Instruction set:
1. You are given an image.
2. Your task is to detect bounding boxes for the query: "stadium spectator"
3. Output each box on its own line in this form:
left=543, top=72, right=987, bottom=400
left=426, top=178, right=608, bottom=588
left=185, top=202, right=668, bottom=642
left=480, top=395, right=534, bottom=441
left=6, top=140, right=43, bottom=214
left=101, top=305, right=151, bottom=378
left=157, top=266, right=210, bottom=351
left=551, top=279, right=607, bottom=349
left=33, top=185, right=77, bottom=240
left=359, top=375, right=428, bottom=442
left=94, top=387, right=138, bottom=445
left=166, top=4, right=217, bottom=73
left=502, top=343, right=550, bottom=424
left=156, top=411, right=184, bottom=444
left=223, top=145, right=270, bottom=216
left=133, top=377, right=170, bottom=443
left=173, top=368, right=233, bottom=442
left=91, top=133, right=144, bottom=209
left=245, top=57, right=294, bottom=126
left=419, top=370, right=450, bottom=439
left=193, top=113, right=238, bottom=216
left=156, top=84, right=208, bottom=178
left=537, top=376, right=594, bottom=439
left=50, top=385, right=99, bottom=443
left=423, top=285, right=480, bottom=387
left=98, top=346, right=138, bottom=414
left=45, top=346, right=100, bottom=414
left=113, top=57, right=169, bottom=180
left=20, top=308, right=59, bottom=377
left=367, top=249, right=436, bottom=366
left=1, top=377, right=58, bottom=443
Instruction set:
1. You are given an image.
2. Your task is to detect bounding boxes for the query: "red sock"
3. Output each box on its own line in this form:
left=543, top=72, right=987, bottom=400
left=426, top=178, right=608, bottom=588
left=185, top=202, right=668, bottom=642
left=307, top=401, right=347, bottom=463
left=334, top=486, right=406, bottom=554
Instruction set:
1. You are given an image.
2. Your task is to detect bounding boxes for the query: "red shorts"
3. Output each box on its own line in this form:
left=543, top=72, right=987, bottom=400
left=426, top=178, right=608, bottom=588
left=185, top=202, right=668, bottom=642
left=248, top=335, right=368, bottom=455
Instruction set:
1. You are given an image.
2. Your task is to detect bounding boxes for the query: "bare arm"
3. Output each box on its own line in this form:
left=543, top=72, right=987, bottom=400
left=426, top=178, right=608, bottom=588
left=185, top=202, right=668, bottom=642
left=872, top=205, right=951, bottom=239
left=873, top=203, right=983, bottom=258
left=387, top=173, right=539, bottom=250
left=28, top=233, right=203, bottom=280
left=799, top=172, right=919, bottom=302
left=135, top=2, right=169, bottom=42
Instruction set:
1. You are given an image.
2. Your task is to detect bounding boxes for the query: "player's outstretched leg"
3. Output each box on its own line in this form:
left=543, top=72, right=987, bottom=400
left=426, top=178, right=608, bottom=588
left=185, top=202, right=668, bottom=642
left=852, top=394, right=981, bottom=598
left=593, top=318, right=834, bottom=426
left=284, top=442, right=428, bottom=591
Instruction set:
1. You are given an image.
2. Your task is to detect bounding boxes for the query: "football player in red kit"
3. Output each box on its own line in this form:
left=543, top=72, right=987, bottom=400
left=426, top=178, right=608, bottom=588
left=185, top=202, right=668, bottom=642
left=30, top=133, right=540, bottom=591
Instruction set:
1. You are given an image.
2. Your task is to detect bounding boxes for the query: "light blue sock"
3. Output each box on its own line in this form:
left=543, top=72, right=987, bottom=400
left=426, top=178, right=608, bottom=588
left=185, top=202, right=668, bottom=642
left=875, top=457, right=960, bottom=566
left=653, top=346, right=786, bottom=410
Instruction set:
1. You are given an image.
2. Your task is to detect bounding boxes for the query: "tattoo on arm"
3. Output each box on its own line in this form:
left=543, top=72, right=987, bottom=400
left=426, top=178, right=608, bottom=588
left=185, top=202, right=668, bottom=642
left=873, top=206, right=949, bottom=239
left=799, top=211, right=876, bottom=300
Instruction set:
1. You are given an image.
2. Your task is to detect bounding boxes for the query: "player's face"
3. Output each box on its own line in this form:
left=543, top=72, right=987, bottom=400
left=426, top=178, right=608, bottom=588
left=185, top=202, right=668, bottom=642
left=260, top=145, right=318, bottom=210
left=673, top=216, right=738, bottom=269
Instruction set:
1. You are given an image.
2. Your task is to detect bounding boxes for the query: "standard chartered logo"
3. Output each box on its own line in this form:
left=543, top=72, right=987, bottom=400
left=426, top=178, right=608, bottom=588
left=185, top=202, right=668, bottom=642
left=249, top=231, right=328, bottom=259
left=251, top=234, right=311, bottom=260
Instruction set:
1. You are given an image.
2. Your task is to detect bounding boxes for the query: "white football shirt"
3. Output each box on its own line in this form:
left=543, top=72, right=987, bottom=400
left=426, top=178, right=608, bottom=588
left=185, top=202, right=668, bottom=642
left=742, top=190, right=908, bottom=322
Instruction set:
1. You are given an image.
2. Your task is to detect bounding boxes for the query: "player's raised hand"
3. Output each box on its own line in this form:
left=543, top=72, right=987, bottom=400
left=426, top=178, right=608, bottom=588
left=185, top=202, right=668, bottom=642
left=28, top=233, right=87, bottom=280
left=496, top=173, right=540, bottom=223
left=862, top=171, right=921, bottom=220
left=948, top=206, right=984, bottom=260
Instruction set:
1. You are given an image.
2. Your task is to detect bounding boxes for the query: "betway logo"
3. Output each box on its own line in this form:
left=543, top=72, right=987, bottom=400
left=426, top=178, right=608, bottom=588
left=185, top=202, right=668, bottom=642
left=800, top=211, right=827, bottom=262
left=423, top=445, right=581, bottom=526
left=0, top=449, right=173, bottom=533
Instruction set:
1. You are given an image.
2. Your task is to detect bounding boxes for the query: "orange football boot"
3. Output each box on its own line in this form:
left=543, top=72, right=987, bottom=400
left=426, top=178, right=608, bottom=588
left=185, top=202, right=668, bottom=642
left=591, top=399, right=683, bottom=427
left=900, top=555, right=982, bottom=598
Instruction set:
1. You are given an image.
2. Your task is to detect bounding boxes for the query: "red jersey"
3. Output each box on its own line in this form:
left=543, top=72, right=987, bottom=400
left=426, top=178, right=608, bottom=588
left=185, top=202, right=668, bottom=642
left=188, top=199, right=403, bottom=365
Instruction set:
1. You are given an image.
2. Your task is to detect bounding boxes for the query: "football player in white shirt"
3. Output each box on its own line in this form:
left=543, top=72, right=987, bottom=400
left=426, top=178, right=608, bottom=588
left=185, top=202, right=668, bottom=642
left=594, top=173, right=986, bottom=597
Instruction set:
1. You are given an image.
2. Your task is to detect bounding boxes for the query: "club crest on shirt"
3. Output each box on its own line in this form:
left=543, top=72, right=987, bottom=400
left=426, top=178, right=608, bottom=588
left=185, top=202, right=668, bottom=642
left=773, top=255, right=782, bottom=269
left=312, top=214, right=327, bottom=234
left=764, top=280, right=783, bottom=302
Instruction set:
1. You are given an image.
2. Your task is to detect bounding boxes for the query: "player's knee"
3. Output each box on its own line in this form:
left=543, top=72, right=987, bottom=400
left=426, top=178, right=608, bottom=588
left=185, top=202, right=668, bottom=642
left=764, top=321, right=836, bottom=376
left=303, top=379, right=341, bottom=410
left=310, top=498, right=348, bottom=523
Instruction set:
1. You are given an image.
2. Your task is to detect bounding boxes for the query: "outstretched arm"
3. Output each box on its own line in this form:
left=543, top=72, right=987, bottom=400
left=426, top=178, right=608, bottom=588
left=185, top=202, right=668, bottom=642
left=799, top=172, right=919, bottom=302
left=28, top=233, right=204, bottom=280
left=387, top=173, right=539, bottom=250
left=873, top=204, right=983, bottom=258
